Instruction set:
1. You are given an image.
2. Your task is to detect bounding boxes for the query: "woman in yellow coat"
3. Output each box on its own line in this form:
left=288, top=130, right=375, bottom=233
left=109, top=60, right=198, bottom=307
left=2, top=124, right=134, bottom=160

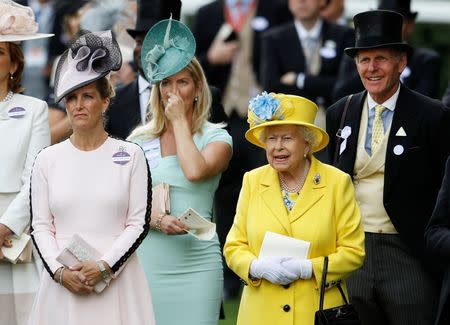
left=224, top=92, right=365, bottom=324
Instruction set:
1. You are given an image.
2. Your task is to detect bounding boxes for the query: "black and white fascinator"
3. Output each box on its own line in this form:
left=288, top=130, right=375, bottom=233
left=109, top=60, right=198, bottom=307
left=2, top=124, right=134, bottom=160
left=54, top=30, right=122, bottom=102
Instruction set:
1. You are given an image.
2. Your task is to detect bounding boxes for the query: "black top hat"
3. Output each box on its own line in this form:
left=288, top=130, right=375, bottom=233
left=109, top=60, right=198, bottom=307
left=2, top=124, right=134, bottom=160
left=126, top=0, right=182, bottom=39
left=378, top=0, right=418, bottom=20
left=344, top=10, right=413, bottom=58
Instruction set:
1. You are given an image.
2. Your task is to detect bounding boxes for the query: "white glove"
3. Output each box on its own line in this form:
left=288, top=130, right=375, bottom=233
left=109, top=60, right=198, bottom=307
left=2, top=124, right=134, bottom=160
left=249, top=256, right=298, bottom=285
left=281, top=257, right=313, bottom=280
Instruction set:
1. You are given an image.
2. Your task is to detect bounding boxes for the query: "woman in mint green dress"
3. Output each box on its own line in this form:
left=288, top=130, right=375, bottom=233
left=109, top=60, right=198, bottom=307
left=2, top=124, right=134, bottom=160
left=128, top=18, right=232, bottom=324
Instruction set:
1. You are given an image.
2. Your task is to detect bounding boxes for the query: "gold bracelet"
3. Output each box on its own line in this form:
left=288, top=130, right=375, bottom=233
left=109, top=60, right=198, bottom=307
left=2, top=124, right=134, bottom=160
left=155, top=213, right=166, bottom=232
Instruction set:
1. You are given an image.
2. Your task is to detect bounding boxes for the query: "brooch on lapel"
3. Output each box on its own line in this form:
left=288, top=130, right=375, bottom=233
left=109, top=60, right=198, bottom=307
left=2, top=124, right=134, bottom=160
left=393, top=145, right=404, bottom=156
left=320, top=40, right=337, bottom=59
left=395, top=127, right=407, bottom=137
left=313, top=173, right=321, bottom=185
left=337, top=126, right=351, bottom=155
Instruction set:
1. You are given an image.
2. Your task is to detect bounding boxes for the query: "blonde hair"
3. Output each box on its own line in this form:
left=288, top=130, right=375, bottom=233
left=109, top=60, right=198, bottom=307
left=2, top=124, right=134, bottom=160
left=128, top=57, right=212, bottom=141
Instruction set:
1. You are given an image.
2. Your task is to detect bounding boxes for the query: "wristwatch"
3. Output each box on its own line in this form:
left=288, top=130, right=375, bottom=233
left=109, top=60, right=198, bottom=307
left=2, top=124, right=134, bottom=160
left=97, top=261, right=111, bottom=283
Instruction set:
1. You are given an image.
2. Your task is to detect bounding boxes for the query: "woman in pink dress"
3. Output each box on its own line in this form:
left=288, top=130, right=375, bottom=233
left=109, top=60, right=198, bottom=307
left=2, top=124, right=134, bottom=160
left=28, top=30, right=155, bottom=325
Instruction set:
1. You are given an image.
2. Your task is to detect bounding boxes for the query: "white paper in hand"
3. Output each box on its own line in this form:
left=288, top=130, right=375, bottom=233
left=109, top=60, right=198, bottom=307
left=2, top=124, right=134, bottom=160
left=259, top=231, right=310, bottom=260
left=178, top=208, right=216, bottom=241
left=1, top=233, right=31, bottom=264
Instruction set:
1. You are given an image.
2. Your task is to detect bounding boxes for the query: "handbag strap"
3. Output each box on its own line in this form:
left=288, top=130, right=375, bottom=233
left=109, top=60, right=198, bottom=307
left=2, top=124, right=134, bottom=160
left=333, top=94, right=353, bottom=165
left=318, top=256, right=350, bottom=311
left=337, top=283, right=349, bottom=304
left=318, top=256, right=329, bottom=310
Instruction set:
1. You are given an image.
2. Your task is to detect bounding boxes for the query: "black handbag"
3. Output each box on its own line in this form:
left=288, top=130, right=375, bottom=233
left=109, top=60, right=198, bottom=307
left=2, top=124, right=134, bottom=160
left=314, top=256, right=360, bottom=325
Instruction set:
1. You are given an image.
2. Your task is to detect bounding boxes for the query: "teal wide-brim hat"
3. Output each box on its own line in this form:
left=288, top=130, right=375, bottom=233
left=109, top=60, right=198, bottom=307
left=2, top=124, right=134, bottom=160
left=141, top=18, right=196, bottom=84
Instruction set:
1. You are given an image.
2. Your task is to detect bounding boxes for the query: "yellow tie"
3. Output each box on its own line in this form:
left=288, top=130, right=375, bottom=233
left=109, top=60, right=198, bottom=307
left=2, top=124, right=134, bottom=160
left=371, top=105, right=385, bottom=153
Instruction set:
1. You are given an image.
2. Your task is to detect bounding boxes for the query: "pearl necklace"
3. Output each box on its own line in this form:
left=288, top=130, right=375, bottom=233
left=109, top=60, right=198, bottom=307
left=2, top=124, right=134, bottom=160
left=0, top=91, right=14, bottom=103
left=279, top=160, right=310, bottom=194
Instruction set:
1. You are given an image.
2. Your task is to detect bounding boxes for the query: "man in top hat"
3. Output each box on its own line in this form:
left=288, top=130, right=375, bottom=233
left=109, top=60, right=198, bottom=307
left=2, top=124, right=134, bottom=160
left=332, top=0, right=441, bottom=102
left=326, top=10, right=450, bottom=324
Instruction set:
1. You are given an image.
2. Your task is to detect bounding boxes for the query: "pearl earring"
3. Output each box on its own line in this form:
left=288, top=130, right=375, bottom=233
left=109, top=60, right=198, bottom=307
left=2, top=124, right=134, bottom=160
left=304, top=148, right=309, bottom=158
left=194, top=96, right=198, bottom=102
left=10, top=73, right=14, bottom=80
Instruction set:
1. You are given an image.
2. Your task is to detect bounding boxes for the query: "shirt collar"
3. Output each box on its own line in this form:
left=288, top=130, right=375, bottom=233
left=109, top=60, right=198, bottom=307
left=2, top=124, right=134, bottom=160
left=138, top=75, right=150, bottom=95
left=225, top=0, right=253, bottom=8
left=367, top=84, right=401, bottom=112
left=294, top=19, right=323, bottom=41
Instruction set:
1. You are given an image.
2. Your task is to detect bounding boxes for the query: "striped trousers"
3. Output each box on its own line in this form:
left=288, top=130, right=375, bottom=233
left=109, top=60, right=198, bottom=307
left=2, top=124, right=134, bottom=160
left=347, top=233, right=439, bottom=325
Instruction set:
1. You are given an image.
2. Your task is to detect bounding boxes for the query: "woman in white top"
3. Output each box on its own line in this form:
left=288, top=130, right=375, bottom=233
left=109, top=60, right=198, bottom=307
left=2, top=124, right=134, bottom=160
left=0, top=2, right=52, bottom=324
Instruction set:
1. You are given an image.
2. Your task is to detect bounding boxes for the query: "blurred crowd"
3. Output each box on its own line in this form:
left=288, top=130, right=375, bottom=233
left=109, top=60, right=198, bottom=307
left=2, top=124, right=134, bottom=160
left=15, top=0, right=449, bottom=145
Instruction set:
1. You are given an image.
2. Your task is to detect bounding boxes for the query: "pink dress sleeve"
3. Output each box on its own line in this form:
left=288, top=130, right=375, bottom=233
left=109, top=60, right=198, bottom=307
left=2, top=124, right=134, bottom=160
left=100, top=147, right=151, bottom=276
left=31, top=150, right=63, bottom=276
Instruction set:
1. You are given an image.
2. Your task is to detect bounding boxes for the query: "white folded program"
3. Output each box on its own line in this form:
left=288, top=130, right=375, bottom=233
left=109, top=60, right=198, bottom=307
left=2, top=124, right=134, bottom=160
left=178, top=208, right=216, bottom=240
left=1, top=233, right=31, bottom=264
left=259, top=231, right=310, bottom=260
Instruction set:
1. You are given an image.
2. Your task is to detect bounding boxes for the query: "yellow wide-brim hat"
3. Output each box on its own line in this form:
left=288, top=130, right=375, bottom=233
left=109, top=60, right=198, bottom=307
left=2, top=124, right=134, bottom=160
left=245, top=92, right=329, bottom=152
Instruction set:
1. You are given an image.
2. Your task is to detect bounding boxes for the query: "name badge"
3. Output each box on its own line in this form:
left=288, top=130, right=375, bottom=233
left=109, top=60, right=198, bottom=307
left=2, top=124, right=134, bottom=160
left=112, top=146, right=131, bottom=165
left=8, top=107, right=26, bottom=119
left=142, top=138, right=161, bottom=169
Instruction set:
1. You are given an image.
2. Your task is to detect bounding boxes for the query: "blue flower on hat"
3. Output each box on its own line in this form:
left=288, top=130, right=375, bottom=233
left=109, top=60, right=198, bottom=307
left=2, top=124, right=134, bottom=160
left=249, top=92, right=281, bottom=121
